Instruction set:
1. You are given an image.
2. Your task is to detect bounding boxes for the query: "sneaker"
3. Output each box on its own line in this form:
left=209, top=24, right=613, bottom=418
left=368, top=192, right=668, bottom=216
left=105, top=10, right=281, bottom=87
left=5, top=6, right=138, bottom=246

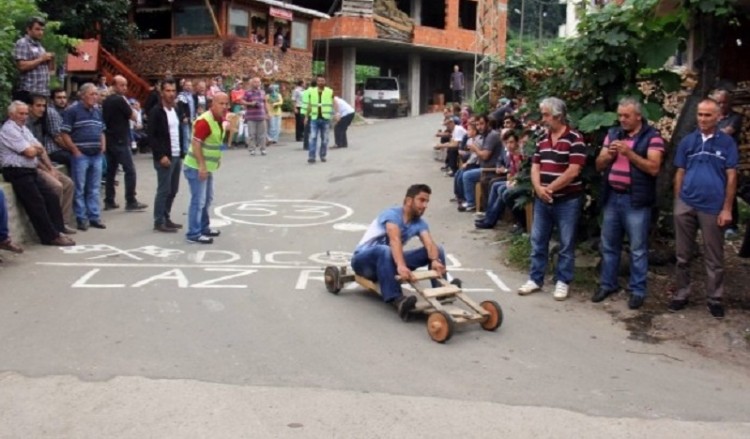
left=518, top=280, right=541, bottom=296
left=667, top=299, right=688, bottom=312
left=89, top=220, right=107, bottom=229
left=457, top=202, right=475, bottom=212
left=394, top=295, right=417, bottom=321
left=591, top=288, right=619, bottom=303
left=76, top=220, right=89, bottom=231
left=187, top=235, right=213, bottom=244
left=250, top=150, right=256, bottom=156
left=628, top=295, right=645, bottom=310
left=474, top=221, right=494, bottom=230
left=707, top=302, right=725, bottom=319
left=103, top=202, right=120, bottom=210
left=320, top=157, right=327, bottom=162
left=308, top=158, right=316, bottom=164
left=203, top=229, right=221, bottom=237
left=724, top=228, right=739, bottom=240
left=553, top=281, right=569, bottom=301
left=261, top=150, right=267, bottom=156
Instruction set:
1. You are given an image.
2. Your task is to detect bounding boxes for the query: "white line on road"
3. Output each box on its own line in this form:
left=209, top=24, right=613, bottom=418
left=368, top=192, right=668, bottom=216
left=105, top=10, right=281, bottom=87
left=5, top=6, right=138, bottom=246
left=36, top=262, right=492, bottom=272
left=486, top=270, right=511, bottom=292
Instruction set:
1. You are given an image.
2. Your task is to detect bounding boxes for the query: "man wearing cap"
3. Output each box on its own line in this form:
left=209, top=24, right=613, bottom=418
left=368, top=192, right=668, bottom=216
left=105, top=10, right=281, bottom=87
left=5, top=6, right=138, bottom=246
left=433, top=115, right=467, bottom=177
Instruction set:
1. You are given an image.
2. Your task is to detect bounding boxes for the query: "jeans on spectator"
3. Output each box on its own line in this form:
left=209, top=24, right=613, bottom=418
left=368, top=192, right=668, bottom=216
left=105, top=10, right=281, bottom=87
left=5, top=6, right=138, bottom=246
left=599, top=192, right=650, bottom=297
left=295, top=109, right=305, bottom=141
left=303, top=119, right=311, bottom=150
left=72, top=153, right=103, bottom=223
left=1, top=167, right=65, bottom=244
left=309, top=118, right=330, bottom=160
left=184, top=167, right=213, bottom=240
left=180, top=122, right=191, bottom=154
left=247, top=119, right=267, bottom=153
left=0, top=188, right=8, bottom=241
left=153, top=157, right=182, bottom=226
left=351, top=245, right=446, bottom=302
left=461, top=168, right=482, bottom=205
left=446, top=149, right=459, bottom=173
left=334, top=113, right=355, bottom=147
left=268, top=115, right=281, bottom=142
left=483, top=181, right=509, bottom=226
left=453, top=169, right=465, bottom=201
left=529, top=196, right=582, bottom=286
left=504, top=186, right=527, bottom=227
left=105, top=141, right=138, bottom=205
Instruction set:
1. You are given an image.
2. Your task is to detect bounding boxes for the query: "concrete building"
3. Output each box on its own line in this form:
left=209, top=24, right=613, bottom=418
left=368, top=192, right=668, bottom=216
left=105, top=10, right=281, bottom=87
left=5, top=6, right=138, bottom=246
left=299, top=0, right=508, bottom=115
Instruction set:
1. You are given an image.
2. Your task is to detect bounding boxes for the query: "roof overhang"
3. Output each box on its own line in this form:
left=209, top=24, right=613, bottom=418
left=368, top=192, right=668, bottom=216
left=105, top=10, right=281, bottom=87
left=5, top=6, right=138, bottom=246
left=254, top=0, right=330, bottom=19
left=314, top=38, right=477, bottom=62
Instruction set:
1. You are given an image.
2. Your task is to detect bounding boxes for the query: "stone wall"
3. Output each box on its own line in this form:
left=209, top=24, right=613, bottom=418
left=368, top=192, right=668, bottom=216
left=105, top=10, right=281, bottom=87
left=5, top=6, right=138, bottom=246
left=121, top=39, right=313, bottom=83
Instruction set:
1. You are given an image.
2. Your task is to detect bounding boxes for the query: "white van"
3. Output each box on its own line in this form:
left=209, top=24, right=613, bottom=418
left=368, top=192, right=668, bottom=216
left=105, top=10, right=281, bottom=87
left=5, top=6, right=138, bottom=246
left=362, top=76, right=409, bottom=118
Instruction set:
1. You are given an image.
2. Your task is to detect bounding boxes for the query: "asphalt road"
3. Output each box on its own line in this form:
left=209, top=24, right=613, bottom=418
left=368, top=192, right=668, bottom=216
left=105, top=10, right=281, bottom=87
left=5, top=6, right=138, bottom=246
left=0, top=114, right=748, bottom=438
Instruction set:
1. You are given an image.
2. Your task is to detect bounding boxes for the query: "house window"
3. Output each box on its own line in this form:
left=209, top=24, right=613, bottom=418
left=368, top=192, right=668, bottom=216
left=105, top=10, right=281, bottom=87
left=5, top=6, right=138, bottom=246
left=174, top=4, right=216, bottom=36
left=251, top=11, right=269, bottom=44
left=272, top=19, right=291, bottom=48
left=459, top=0, right=477, bottom=30
left=291, top=20, right=309, bottom=50
left=135, top=7, right=172, bottom=39
left=229, top=7, right=249, bottom=38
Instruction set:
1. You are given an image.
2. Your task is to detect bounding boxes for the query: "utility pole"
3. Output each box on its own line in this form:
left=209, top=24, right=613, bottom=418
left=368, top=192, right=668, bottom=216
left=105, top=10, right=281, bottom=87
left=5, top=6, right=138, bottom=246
left=538, top=6, right=544, bottom=42
left=520, top=0, right=526, bottom=40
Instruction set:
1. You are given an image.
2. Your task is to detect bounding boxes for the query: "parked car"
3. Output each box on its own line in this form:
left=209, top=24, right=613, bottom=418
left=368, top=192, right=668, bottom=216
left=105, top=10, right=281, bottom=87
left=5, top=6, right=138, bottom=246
left=362, top=76, right=409, bottom=118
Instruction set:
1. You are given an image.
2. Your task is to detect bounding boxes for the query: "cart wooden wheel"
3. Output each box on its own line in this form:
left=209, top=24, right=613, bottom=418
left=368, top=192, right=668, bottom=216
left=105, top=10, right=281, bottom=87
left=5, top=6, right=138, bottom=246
left=324, top=266, right=341, bottom=294
left=427, top=311, right=454, bottom=343
left=479, top=300, right=503, bottom=331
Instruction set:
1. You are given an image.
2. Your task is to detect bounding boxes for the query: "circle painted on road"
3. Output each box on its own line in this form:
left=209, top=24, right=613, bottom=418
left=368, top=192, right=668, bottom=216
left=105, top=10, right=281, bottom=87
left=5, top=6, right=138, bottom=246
left=215, top=200, right=354, bottom=228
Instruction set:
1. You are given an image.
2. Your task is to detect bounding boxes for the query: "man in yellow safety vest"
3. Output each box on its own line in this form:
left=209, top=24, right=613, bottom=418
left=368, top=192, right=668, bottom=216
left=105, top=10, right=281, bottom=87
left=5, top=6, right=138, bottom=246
left=304, top=74, right=338, bottom=164
left=183, top=92, right=229, bottom=244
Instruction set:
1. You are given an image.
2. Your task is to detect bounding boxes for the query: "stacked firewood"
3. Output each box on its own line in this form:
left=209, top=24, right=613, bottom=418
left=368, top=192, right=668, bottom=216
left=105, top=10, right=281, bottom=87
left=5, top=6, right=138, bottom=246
left=373, top=0, right=414, bottom=42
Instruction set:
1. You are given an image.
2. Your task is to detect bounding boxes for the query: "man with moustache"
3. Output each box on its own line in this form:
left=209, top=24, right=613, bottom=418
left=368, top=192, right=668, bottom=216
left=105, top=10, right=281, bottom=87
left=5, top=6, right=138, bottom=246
left=350, top=184, right=448, bottom=320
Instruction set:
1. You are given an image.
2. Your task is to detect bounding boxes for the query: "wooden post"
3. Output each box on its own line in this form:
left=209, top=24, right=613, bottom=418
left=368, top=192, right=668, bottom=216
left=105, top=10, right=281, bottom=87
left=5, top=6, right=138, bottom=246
left=525, top=201, right=534, bottom=233
left=204, top=0, right=223, bottom=38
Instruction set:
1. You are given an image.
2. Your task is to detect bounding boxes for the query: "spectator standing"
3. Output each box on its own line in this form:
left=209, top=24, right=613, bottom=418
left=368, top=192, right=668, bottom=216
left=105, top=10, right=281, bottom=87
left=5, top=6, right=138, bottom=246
left=60, top=83, right=107, bottom=231
left=0, top=101, right=74, bottom=246
left=183, top=93, right=229, bottom=244
left=333, top=96, right=355, bottom=148
left=102, top=75, right=148, bottom=212
left=449, top=65, right=464, bottom=105
left=670, top=99, right=738, bottom=319
left=711, top=89, right=744, bottom=238
left=267, top=83, right=283, bottom=145
left=177, top=79, right=196, bottom=154
left=148, top=79, right=184, bottom=233
left=517, top=97, right=586, bottom=300
left=193, top=80, right=209, bottom=114
left=13, top=17, right=53, bottom=104
left=304, top=75, right=338, bottom=164
left=241, top=77, right=271, bottom=156
left=292, top=80, right=306, bottom=141
left=592, top=98, right=665, bottom=310
left=0, top=188, right=25, bottom=261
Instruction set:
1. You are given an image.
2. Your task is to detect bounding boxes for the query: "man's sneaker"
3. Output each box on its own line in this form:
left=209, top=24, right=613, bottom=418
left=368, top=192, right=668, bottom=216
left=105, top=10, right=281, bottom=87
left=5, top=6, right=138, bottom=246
left=187, top=235, right=213, bottom=244
left=591, top=288, right=618, bottom=303
left=260, top=150, right=267, bottom=156
left=103, top=202, right=120, bottom=210
left=308, top=158, right=316, bottom=164
left=457, top=202, right=475, bottom=212
left=203, top=228, right=221, bottom=237
left=125, top=201, right=148, bottom=211
left=321, top=157, right=327, bottom=162
left=553, top=281, right=569, bottom=301
left=708, top=302, right=725, bottom=319
left=667, top=299, right=688, bottom=312
left=250, top=149, right=256, bottom=156
left=725, top=228, right=739, bottom=240
left=518, top=280, right=541, bottom=296
left=394, top=295, right=417, bottom=321
left=76, top=220, right=89, bottom=231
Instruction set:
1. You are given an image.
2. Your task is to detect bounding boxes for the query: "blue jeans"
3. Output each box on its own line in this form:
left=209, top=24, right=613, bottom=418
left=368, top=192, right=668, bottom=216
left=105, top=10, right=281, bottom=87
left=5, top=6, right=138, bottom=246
left=0, top=188, right=8, bottom=241
left=351, top=245, right=446, bottom=302
left=72, top=153, right=103, bottom=222
left=268, top=115, right=281, bottom=142
left=184, top=167, right=214, bottom=240
left=461, top=168, right=482, bottom=205
left=529, top=196, right=582, bottom=286
left=153, top=157, right=182, bottom=225
left=483, top=181, right=508, bottom=226
left=453, top=169, right=466, bottom=200
left=180, top=122, right=191, bottom=154
left=599, top=193, right=651, bottom=296
left=309, top=118, right=330, bottom=160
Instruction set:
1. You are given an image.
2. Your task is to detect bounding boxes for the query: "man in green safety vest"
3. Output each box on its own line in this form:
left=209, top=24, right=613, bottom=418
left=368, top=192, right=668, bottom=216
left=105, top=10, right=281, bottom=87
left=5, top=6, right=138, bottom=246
left=304, top=74, right=338, bottom=163
left=183, top=92, right=229, bottom=244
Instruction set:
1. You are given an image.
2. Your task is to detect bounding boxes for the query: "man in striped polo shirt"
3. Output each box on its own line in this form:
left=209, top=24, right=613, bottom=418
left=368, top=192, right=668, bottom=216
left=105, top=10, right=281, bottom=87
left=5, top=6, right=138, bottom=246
left=593, top=98, right=664, bottom=310
left=518, top=97, right=586, bottom=300
left=60, top=83, right=107, bottom=231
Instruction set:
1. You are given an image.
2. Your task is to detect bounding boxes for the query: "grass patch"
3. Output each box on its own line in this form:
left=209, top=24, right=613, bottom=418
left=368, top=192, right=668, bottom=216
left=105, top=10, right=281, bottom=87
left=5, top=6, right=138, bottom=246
left=507, top=233, right=532, bottom=269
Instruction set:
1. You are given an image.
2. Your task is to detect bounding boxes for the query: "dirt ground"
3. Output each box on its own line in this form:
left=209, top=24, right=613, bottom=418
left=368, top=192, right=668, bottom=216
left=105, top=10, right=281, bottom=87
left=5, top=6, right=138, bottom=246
left=497, top=226, right=750, bottom=370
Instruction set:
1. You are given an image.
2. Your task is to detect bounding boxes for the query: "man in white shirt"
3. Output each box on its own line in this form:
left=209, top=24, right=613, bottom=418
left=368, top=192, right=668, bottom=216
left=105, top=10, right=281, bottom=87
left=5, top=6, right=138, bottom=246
left=147, top=79, right=184, bottom=233
left=333, top=96, right=355, bottom=148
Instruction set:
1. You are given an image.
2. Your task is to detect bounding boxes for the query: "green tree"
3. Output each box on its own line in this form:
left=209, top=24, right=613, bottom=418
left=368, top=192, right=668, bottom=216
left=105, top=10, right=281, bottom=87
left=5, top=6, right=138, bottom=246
left=0, top=0, right=77, bottom=111
left=37, top=0, right=136, bottom=51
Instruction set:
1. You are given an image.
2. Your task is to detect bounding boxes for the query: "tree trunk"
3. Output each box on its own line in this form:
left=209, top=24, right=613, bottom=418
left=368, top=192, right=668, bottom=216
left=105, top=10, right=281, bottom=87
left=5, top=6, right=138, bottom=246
left=656, top=11, right=725, bottom=214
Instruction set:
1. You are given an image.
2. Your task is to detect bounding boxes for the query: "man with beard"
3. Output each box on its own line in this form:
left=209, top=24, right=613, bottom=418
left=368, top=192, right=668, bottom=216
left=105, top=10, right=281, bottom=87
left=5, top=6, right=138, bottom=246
left=350, top=184, right=448, bottom=320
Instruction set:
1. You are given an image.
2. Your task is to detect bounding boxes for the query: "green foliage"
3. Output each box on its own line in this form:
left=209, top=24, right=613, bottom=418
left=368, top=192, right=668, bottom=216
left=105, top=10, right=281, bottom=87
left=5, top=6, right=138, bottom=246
left=38, top=0, right=136, bottom=51
left=0, top=0, right=77, bottom=112
left=507, top=233, right=532, bottom=270
left=577, top=112, right=617, bottom=134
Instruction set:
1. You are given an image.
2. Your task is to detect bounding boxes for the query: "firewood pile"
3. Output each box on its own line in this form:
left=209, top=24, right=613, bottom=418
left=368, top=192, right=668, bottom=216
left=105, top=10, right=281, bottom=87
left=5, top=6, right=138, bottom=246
left=373, top=0, right=414, bottom=42
left=643, top=70, right=698, bottom=143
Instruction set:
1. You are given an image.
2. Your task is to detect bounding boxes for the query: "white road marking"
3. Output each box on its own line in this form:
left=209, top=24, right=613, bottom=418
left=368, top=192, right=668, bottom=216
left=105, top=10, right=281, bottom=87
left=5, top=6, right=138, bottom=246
left=332, top=222, right=369, bottom=232
left=486, top=270, right=511, bottom=292
left=38, top=262, right=492, bottom=272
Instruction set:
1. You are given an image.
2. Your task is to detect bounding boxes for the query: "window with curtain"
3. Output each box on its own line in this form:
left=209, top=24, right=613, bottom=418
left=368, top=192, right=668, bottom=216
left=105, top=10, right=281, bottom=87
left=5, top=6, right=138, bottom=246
left=291, top=20, right=309, bottom=50
left=174, top=4, right=215, bottom=36
left=229, top=7, right=249, bottom=38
